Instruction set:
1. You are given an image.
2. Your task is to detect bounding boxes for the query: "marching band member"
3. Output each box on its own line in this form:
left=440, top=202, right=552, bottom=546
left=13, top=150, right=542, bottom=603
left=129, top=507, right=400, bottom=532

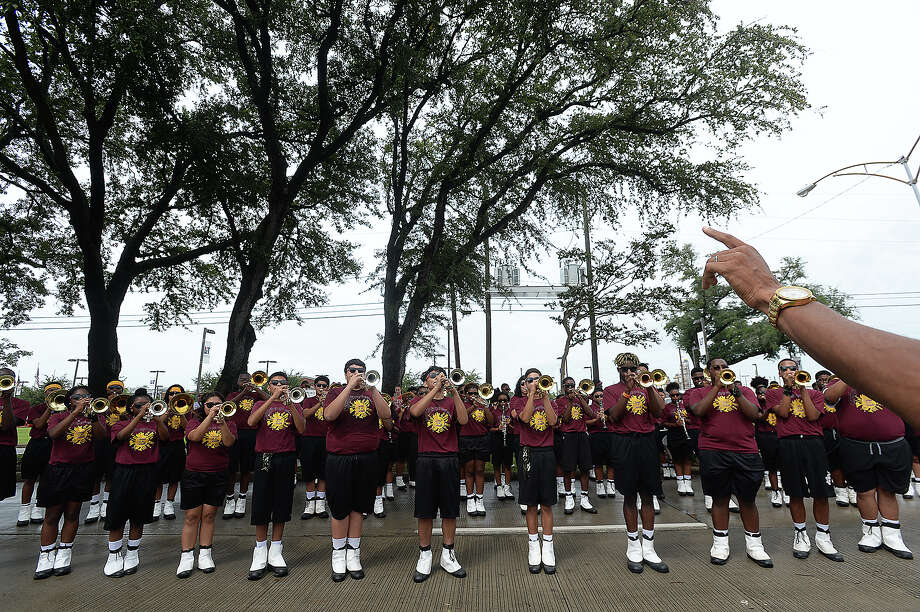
left=373, top=405, right=394, bottom=518
left=489, top=390, right=515, bottom=500
left=824, top=378, right=913, bottom=559
left=557, top=377, right=597, bottom=514
left=86, top=380, right=125, bottom=525
left=104, top=391, right=168, bottom=577
left=298, top=375, right=329, bottom=520
left=459, top=381, right=494, bottom=517
left=513, top=368, right=561, bottom=574
left=751, top=377, right=784, bottom=508
left=1, top=368, right=30, bottom=504
left=663, top=383, right=694, bottom=496
left=395, top=386, right=418, bottom=489
left=765, top=359, right=843, bottom=561
left=586, top=385, right=615, bottom=499
left=686, top=358, right=772, bottom=568
left=604, top=353, right=668, bottom=573
left=225, top=373, right=269, bottom=520
left=245, top=372, right=306, bottom=579
left=19, top=382, right=61, bottom=526
left=323, top=359, right=391, bottom=581
left=33, top=385, right=104, bottom=579
left=410, top=366, right=468, bottom=582
left=176, top=392, right=237, bottom=578
left=153, top=384, right=187, bottom=521
left=814, top=370, right=851, bottom=507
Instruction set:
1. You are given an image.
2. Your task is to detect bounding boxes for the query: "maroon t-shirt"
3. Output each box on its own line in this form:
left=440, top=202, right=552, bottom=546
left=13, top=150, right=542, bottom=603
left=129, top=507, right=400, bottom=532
left=460, top=401, right=489, bottom=437
left=300, top=396, right=328, bottom=437
left=830, top=385, right=904, bottom=442
left=185, top=417, right=238, bottom=472
left=603, top=383, right=656, bottom=434
left=764, top=388, right=824, bottom=438
left=514, top=396, right=562, bottom=447
left=756, top=408, right=777, bottom=434
left=111, top=420, right=160, bottom=464
left=414, top=396, right=459, bottom=454
left=27, top=402, right=50, bottom=439
left=398, top=403, right=416, bottom=434
left=48, top=412, right=96, bottom=464
left=491, top=404, right=515, bottom=436
left=230, top=389, right=265, bottom=431
left=254, top=401, right=300, bottom=453
left=324, top=388, right=381, bottom=454
left=586, top=400, right=607, bottom=433
left=557, top=396, right=589, bottom=433
left=661, top=401, right=691, bottom=430
left=685, top=385, right=759, bottom=453
left=164, top=412, right=186, bottom=442
left=818, top=398, right=839, bottom=431
left=0, top=397, right=29, bottom=446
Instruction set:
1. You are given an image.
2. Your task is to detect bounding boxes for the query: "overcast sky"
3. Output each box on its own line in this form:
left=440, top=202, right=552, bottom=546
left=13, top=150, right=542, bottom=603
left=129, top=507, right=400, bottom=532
left=5, top=1, right=920, bottom=392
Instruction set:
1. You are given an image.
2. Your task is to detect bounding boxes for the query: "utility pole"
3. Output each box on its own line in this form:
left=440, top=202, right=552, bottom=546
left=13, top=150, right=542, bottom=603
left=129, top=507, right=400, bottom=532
left=582, top=197, right=599, bottom=381
left=149, top=370, right=165, bottom=399
left=450, top=287, right=461, bottom=370
left=447, top=324, right=452, bottom=371
left=696, top=315, right=709, bottom=365
left=68, top=358, right=86, bottom=387
left=196, top=328, right=215, bottom=395
left=484, top=236, right=493, bottom=384
left=260, top=360, right=277, bottom=374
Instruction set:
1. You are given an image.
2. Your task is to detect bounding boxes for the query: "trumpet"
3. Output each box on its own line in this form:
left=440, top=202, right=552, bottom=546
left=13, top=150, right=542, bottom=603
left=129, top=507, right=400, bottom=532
left=718, top=369, right=736, bottom=386
left=793, top=370, right=812, bottom=387
left=398, top=391, right=416, bottom=404
left=168, top=393, right=194, bottom=415
left=638, top=372, right=655, bottom=388
left=148, top=399, right=168, bottom=418
left=478, top=384, right=494, bottom=401
left=650, top=369, right=669, bottom=387
left=110, top=394, right=131, bottom=414
left=537, top=375, right=554, bottom=393
left=251, top=371, right=268, bottom=387
left=48, top=390, right=69, bottom=412
left=364, top=370, right=381, bottom=388
left=287, top=387, right=306, bottom=404
left=449, top=369, right=466, bottom=387
left=578, top=379, right=595, bottom=396
left=0, top=374, right=14, bottom=392
left=90, top=396, right=110, bottom=414
left=216, top=401, right=237, bottom=421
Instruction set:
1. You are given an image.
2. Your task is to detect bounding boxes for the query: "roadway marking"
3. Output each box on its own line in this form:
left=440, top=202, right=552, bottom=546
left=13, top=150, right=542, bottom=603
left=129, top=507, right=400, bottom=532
left=430, top=522, right=708, bottom=535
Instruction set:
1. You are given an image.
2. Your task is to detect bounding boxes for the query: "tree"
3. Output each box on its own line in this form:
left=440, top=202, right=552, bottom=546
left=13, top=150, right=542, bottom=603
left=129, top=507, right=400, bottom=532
left=0, top=338, right=31, bottom=367
left=376, top=0, right=810, bottom=391
left=0, top=1, right=243, bottom=392
left=663, top=244, right=856, bottom=366
left=548, top=226, right=681, bottom=375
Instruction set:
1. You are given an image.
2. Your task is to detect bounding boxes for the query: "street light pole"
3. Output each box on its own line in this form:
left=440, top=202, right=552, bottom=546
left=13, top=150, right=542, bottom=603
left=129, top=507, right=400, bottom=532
left=149, top=370, right=165, bottom=399
left=582, top=196, right=600, bottom=380
left=196, top=328, right=216, bottom=395
left=68, top=358, right=86, bottom=387
left=484, top=236, right=493, bottom=383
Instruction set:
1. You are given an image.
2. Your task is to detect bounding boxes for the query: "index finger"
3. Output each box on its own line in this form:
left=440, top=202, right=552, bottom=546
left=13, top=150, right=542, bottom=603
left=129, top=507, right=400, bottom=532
left=703, top=226, right=746, bottom=249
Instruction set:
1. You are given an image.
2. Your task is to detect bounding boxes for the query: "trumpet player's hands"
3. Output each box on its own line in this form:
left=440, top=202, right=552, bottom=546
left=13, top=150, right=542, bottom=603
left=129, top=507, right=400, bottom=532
left=701, top=227, right=781, bottom=315
left=780, top=369, right=796, bottom=388
left=207, top=404, right=220, bottom=420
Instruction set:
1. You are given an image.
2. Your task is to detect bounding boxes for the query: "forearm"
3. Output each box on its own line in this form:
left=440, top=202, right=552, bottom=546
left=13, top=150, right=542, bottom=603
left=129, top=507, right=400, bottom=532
left=737, top=395, right=759, bottom=420
left=609, top=395, right=628, bottom=420
left=691, top=388, right=718, bottom=417
left=648, top=390, right=664, bottom=418
left=773, top=396, right=791, bottom=419
left=543, top=396, right=557, bottom=426
left=292, top=409, right=307, bottom=433
left=453, top=394, right=468, bottom=425
left=803, top=393, right=820, bottom=422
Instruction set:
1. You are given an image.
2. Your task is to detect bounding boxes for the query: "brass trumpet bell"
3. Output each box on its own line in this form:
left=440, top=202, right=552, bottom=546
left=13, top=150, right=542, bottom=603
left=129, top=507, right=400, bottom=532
left=578, top=379, right=595, bottom=396
left=149, top=399, right=168, bottom=417
left=169, top=393, right=195, bottom=415
left=90, top=397, right=109, bottom=414
left=365, top=370, right=381, bottom=387
left=650, top=369, right=669, bottom=387
left=48, top=391, right=69, bottom=412
left=0, top=374, right=14, bottom=392
left=719, top=369, right=736, bottom=386
left=794, top=370, right=812, bottom=387
left=478, top=384, right=494, bottom=401
left=399, top=392, right=416, bottom=403
left=111, top=394, right=131, bottom=414
left=537, top=375, right=555, bottom=392
left=638, top=372, right=655, bottom=388
left=251, top=371, right=268, bottom=387
left=218, top=401, right=237, bottom=419
left=449, top=369, right=466, bottom=387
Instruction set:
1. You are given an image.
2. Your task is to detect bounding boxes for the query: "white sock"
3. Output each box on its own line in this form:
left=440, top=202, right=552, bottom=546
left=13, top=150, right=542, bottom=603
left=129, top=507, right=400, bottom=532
left=40, top=543, right=55, bottom=552
left=528, top=533, right=539, bottom=542
left=108, top=540, right=122, bottom=552
left=91, top=493, right=101, bottom=504
left=317, top=491, right=326, bottom=499
left=542, top=534, right=553, bottom=542
left=816, top=522, right=829, bottom=532
left=238, top=493, right=246, bottom=499
left=332, top=537, right=346, bottom=549
left=306, top=491, right=316, bottom=500
left=346, top=537, right=360, bottom=549
left=642, top=529, right=654, bottom=539
left=127, top=538, right=141, bottom=549
left=713, top=528, right=728, bottom=537
left=793, top=521, right=806, bottom=531
left=376, top=495, right=383, bottom=502
left=255, top=540, right=267, bottom=549
left=626, top=530, right=638, bottom=539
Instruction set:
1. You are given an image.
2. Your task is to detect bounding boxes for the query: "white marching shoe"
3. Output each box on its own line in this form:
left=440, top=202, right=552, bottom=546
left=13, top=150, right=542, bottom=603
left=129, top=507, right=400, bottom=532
left=744, top=532, right=773, bottom=568
left=162, top=499, right=176, bottom=520
left=301, top=498, right=316, bottom=520
left=834, top=487, right=849, bottom=507
left=475, top=495, right=486, bottom=516
left=85, top=501, right=101, bottom=524
left=234, top=495, right=247, bottom=518
left=684, top=479, right=694, bottom=496
left=710, top=532, right=730, bottom=565
left=414, top=548, right=432, bottom=582
left=880, top=521, right=913, bottom=559
left=792, top=528, right=811, bottom=559
left=152, top=501, right=161, bottom=522
left=346, top=545, right=364, bottom=579
left=653, top=496, right=661, bottom=515
left=440, top=546, right=467, bottom=577
left=782, top=491, right=790, bottom=507
left=460, top=482, right=467, bottom=499
left=52, top=546, right=72, bottom=576
left=641, top=534, right=669, bottom=573
left=100, top=499, right=107, bottom=519
left=557, top=480, right=565, bottom=495
left=396, top=475, right=406, bottom=490
left=541, top=538, right=556, bottom=574
left=626, top=534, right=643, bottom=573
left=528, top=538, right=542, bottom=573
left=331, top=547, right=347, bottom=582
left=408, top=479, right=416, bottom=488
left=914, top=477, right=920, bottom=498
left=124, top=545, right=139, bottom=574
left=815, top=528, right=844, bottom=562
left=677, top=479, right=687, bottom=495
left=34, top=549, right=56, bottom=580
left=177, top=550, right=195, bottom=578
left=564, top=493, right=575, bottom=515
left=858, top=522, right=882, bottom=553
left=580, top=494, right=597, bottom=514
left=763, top=472, right=772, bottom=490
left=374, top=496, right=386, bottom=518
left=30, top=504, right=44, bottom=524
left=222, top=496, right=235, bottom=520
left=903, top=486, right=914, bottom=500
left=104, top=548, right=124, bottom=577
left=847, top=487, right=857, bottom=506
left=267, top=541, right=288, bottom=577
left=596, top=482, right=606, bottom=498
left=605, top=480, right=616, bottom=498
left=705, top=495, right=713, bottom=512
left=315, top=497, right=329, bottom=518
left=17, top=504, right=31, bottom=527
left=502, top=484, right=513, bottom=499
left=248, top=545, right=268, bottom=580
left=467, top=497, right=477, bottom=516
left=385, top=483, right=395, bottom=500
left=770, top=490, right=782, bottom=508
left=197, top=546, right=215, bottom=573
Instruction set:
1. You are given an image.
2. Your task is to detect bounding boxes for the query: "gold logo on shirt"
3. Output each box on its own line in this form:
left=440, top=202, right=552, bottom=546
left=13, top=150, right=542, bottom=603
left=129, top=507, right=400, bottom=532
left=202, top=430, right=222, bottom=449
left=167, top=414, right=182, bottom=430
left=348, top=397, right=373, bottom=419
left=766, top=412, right=777, bottom=427
left=471, top=408, right=485, bottom=423
left=427, top=411, right=450, bottom=434
left=572, top=404, right=583, bottom=420
left=713, top=395, right=737, bottom=413
left=824, top=404, right=836, bottom=414
left=790, top=398, right=806, bottom=418
left=855, top=395, right=882, bottom=413
left=66, top=424, right=92, bottom=446
left=529, top=410, right=548, bottom=432
left=314, top=403, right=325, bottom=421
left=239, top=398, right=255, bottom=413
left=106, top=412, right=120, bottom=427
left=266, top=410, right=290, bottom=431
left=129, top=430, right=156, bottom=452
left=626, top=394, right=647, bottom=415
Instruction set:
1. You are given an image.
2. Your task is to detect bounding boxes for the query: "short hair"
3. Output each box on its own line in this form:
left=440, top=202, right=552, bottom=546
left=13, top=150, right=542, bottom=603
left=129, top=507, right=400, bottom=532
left=523, top=367, right=541, bottom=378
left=750, top=376, right=769, bottom=389
left=268, top=371, right=288, bottom=380
left=133, top=387, right=148, bottom=396
left=421, top=365, right=446, bottom=382
left=561, top=376, right=575, bottom=385
left=344, top=359, right=366, bottom=372
left=777, top=357, right=799, bottom=368
left=665, top=382, right=680, bottom=392
left=638, top=363, right=649, bottom=369
left=314, top=375, right=330, bottom=385
left=815, top=370, right=832, bottom=378
left=706, top=357, right=726, bottom=369
left=690, top=367, right=704, bottom=376
left=614, top=353, right=639, bottom=367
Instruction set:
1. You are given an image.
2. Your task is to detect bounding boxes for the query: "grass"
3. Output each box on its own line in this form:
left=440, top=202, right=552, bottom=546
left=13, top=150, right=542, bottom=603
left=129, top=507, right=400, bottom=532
left=17, top=427, right=30, bottom=446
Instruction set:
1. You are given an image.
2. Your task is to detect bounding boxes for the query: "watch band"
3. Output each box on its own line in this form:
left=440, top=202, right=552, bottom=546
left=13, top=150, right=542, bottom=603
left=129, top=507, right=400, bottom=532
left=768, top=290, right=816, bottom=328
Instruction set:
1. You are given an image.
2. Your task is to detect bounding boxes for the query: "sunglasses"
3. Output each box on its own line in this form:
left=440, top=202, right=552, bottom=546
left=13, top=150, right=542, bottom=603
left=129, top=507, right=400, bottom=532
left=71, top=393, right=90, bottom=400
left=132, top=402, right=149, bottom=409
left=348, top=368, right=366, bottom=374
left=525, top=377, right=538, bottom=383
left=107, top=386, right=123, bottom=392
left=563, top=383, right=575, bottom=388
left=427, top=372, right=441, bottom=379
left=779, top=365, right=797, bottom=372
left=269, top=380, right=287, bottom=386
left=315, top=383, right=328, bottom=389
left=204, top=401, right=221, bottom=408
left=619, top=366, right=638, bottom=373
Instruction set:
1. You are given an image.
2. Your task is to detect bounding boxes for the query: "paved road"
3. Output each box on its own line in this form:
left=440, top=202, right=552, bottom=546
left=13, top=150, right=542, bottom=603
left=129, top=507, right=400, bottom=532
left=1, top=475, right=918, bottom=611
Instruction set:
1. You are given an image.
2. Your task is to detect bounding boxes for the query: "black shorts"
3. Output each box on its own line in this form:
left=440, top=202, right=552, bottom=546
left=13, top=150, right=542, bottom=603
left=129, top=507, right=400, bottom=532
left=666, top=428, right=692, bottom=464
left=553, top=431, right=564, bottom=463
left=459, top=435, right=491, bottom=463
left=377, top=439, right=396, bottom=486
left=823, top=428, right=842, bottom=471
left=157, top=439, right=186, bottom=484
left=609, top=433, right=662, bottom=497
left=21, top=437, right=52, bottom=481
left=656, top=427, right=667, bottom=453
left=326, top=452, right=379, bottom=519
left=518, top=446, right=557, bottom=507
left=560, top=431, right=592, bottom=473
left=180, top=469, right=228, bottom=509
left=251, top=451, right=296, bottom=525
left=93, top=438, right=115, bottom=481
left=698, top=449, right=764, bottom=502
left=414, top=453, right=460, bottom=519
left=908, top=435, right=920, bottom=460
left=397, top=431, right=417, bottom=464
left=104, top=463, right=158, bottom=530
left=589, top=431, right=613, bottom=466
left=687, top=428, right=700, bottom=454
left=297, top=435, right=327, bottom=482
left=0, top=445, right=13, bottom=500
left=778, top=436, right=834, bottom=499
left=37, top=462, right=94, bottom=507
left=839, top=437, right=912, bottom=495
left=490, top=431, right=514, bottom=470
left=756, top=430, right=779, bottom=472
left=229, top=428, right=257, bottom=473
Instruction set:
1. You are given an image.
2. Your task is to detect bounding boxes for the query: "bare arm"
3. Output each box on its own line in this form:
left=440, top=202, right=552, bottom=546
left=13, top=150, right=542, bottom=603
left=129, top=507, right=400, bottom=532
left=802, top=389, right=821, bottom=422
left=324, top=378, right=361, bottom=421
left=48, top=405, right=82, bottom=439
left=823, top=380, right=847, bottom=405
left=647, top=388, right=665, bottom=418
left=115, top=410, right=145, bottom=441
left=690, top=386, right=720, bottom=418
left=453, top=389, right=468, bottom=426
left=543, top=394, right=558, bottom=427
left=187, top=409, right=217, bottom=442
left=773, top=392, right=792, bottom=419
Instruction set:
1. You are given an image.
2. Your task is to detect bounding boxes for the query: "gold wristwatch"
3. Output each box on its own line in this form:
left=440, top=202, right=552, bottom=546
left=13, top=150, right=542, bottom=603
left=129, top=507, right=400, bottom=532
left=768, top=286, right=815, bottom=328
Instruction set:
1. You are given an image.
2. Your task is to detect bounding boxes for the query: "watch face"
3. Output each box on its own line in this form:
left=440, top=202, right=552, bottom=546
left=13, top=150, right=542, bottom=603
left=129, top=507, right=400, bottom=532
left=778, top=286, right=811, bottom=300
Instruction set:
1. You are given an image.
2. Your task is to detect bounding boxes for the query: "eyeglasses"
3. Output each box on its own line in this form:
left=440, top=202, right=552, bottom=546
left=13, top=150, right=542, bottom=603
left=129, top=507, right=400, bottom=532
left=779, top=365, right=797, bottom=372
left=71, top=393, right=90, bottom=400
left=107, top=386, right=123, bottom=392
left=427, top=371, right=440, bottom=379
left=132, top=402, right=148, bottom=409
left=204, top=401, right=220, bottom=408
left=348, top=368, right=366, bottom=374
left=618, top=366, right=638, bottom=373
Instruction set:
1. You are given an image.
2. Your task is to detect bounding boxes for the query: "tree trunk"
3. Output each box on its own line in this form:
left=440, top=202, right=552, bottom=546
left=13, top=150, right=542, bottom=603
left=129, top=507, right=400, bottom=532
left=85, top=296, right=122, bottom=396
left=216, top=264, right=265, bottom=395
